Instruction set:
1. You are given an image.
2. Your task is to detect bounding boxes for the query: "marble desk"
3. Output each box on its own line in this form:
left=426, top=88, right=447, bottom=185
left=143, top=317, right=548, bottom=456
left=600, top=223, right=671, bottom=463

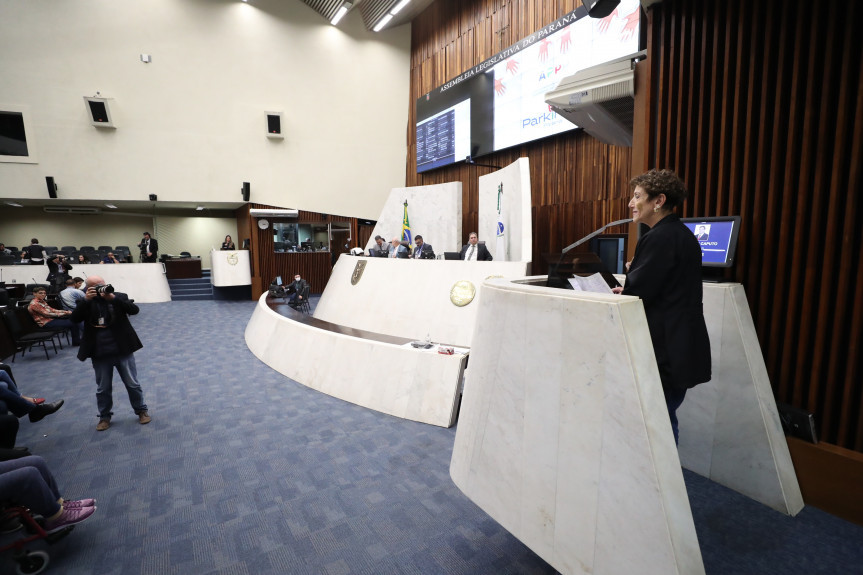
left=245, top=294, right=467, bottom=427
left=314, top=256, right=530, bottom=348
left=451, top=277, right=705, bottom=575
left=0, top=263, right=171, bottom=303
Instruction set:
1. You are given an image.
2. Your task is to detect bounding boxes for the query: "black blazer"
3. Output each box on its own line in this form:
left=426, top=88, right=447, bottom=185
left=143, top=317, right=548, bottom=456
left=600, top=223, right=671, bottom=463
left=71, top=292, right=143, bottom=361
left=459, top=243, right=493, bottom=261
left=622, top=214, right=711, bottom=391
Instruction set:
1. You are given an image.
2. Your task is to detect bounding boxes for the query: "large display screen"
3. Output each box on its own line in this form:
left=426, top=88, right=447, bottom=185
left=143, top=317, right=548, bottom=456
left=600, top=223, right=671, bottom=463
left=416, top=1, right=640, bottom=173
left=681, top=216, right=742, bottom=268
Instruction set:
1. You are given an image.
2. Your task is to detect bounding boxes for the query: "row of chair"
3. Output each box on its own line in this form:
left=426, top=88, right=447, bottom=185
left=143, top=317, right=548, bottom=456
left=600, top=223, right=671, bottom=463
left=0, top=302, right=70, bottom=361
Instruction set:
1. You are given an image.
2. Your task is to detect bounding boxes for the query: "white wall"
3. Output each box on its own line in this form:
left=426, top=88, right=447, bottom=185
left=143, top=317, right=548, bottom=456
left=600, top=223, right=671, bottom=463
left=0, top=208, right=153, bottom=254
left=0, top=0, right=410, bottom=219
left=156, top=216, right=238, bottom=269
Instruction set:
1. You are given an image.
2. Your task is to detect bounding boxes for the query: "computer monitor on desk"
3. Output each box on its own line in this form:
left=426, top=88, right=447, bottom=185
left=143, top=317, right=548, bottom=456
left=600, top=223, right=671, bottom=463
left=444, top=252, right=460, bottom=260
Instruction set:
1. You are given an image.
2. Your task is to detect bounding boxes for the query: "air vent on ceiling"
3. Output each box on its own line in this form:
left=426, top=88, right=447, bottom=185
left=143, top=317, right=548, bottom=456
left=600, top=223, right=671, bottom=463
left=43, top=206, right=101, bottom=214
left=249, top=208, right=299, bottom=218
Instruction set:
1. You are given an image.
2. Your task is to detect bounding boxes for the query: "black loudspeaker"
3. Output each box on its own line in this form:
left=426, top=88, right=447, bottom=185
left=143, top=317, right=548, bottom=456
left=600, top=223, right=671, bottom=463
left=46, top=176, right=57, bottom=198
left=149, top=194, right=157, bottom=201
left=582, top=0, right=620, bottom=18
left=242, top=182, right=250, bottom=202
left=267, top=114, right=281, bottom=135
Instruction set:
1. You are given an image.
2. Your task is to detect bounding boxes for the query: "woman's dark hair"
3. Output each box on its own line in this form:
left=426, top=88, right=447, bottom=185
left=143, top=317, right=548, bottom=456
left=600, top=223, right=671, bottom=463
left=629, top=169, right=688, bottom=210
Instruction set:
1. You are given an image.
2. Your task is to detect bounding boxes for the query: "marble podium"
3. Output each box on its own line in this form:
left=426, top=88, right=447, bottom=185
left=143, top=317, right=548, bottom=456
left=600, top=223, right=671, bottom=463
left=451, top=278, right=705, bottom=575
left=677, top=282, right=803, bottom=515
left=210, top=249, right=251, bottom=286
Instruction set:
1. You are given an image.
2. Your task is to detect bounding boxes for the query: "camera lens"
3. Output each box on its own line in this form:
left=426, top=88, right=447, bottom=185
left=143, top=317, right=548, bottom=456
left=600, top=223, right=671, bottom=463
left=95, top=284, right=115, bottom=295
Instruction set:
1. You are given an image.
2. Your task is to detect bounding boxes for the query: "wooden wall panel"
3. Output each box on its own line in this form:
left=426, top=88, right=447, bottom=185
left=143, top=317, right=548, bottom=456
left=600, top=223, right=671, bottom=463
left=410, top=0, right=862, bottom=453
left=243, top=204, right=362, bottom=299
left=646, top=0, right=863, bottom=451
left=408, top=1, right=632, bottom=271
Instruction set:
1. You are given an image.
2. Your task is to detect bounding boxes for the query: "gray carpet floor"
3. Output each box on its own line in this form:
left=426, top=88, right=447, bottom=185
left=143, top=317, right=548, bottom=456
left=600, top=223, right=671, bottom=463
left=3, top=299, right=863, bottom=574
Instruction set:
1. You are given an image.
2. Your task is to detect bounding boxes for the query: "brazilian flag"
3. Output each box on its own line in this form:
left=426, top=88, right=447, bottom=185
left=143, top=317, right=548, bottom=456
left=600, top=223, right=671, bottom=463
left=401, top=200, right=412, bottom=246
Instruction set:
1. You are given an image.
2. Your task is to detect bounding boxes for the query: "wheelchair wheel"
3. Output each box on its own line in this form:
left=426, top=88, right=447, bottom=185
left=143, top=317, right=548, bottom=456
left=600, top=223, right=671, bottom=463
left=15, top=550, right=49, bottom=575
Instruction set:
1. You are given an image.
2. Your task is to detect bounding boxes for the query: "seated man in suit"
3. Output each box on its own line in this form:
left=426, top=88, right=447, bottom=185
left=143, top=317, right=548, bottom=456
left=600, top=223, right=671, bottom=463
left=287, top=274, right=309, bottom=308
left=369, top=235, right=391, bottom=257
left=389, top=237, right=409, bottom=259
left=412, top=235, right=435, bottom=259
left=459, top=232, right=493, bottom=261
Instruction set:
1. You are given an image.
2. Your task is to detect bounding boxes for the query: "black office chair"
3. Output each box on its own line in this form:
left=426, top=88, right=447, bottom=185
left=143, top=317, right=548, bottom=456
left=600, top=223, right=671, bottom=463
left=97, top=245, right=113, bottom=253
left=78, top=246, right=96, bottom=253
left=0, top=255, right=15, bottom=266
left=60, top=245, right=77, bottom=253
left=297, top=285, right=311, bottom=314
left=43, top=246, right=58, bottom=256
left=19, top=307, right=69, bottom=348
left=0, top=307, right=57, bottom=361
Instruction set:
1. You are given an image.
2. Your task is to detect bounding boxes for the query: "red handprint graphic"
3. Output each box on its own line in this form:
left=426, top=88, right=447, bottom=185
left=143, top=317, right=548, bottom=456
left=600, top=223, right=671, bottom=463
left=560, top=27, right=572, bottom=54
left=506, top=59, right=519, bottom=75
left=494, top=78, right=506, bottom=96
left=538, top=38, right=551, bottom=61
left=597, top=8, right=618, bottom=34
left=621, top=10, right=639, bottom=40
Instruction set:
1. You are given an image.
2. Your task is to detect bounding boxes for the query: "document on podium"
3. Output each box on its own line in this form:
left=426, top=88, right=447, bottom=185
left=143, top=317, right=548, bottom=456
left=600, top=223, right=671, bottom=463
left=568, top=273, right=615, bottom=294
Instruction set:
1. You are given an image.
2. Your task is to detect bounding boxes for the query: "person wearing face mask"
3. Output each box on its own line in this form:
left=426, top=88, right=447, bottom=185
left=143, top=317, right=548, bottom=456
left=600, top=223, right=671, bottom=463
left=286, top=273, right=309, bottom=308
left=611, top=169, right=711, bottom=445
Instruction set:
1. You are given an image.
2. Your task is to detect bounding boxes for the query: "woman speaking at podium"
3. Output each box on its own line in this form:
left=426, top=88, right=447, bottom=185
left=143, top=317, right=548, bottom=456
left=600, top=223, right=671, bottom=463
left=612, top=169, right=711, bottom=444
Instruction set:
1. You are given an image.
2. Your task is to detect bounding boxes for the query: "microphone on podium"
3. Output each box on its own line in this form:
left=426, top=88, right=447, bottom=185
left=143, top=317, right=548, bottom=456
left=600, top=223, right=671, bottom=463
left=562, top=218, right=633, bottom=255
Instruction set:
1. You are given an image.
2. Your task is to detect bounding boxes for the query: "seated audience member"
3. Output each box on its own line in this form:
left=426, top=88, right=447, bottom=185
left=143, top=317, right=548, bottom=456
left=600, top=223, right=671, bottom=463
left=0, top=414, right=31, bottom=461
left=412, top=235, right=435, bottom=259
left=370, top=235, right=390, bottom=257
left=287, top=274, right=309, bottom=308
left=0, top=455, right=97, bottom=533
left=0, top=369, right=63, bottom=422
left=221, top=235, right=236, bottom=251
left=28, top=287, right=81, bottom=345
left=390, top=237, right=409, bottom=259
left=59, top=278, right=86, bottom=311
left=0, top=243, right=10, bottom=255
left=459, top=232, right=493, bottom=261
left=77, top=253, right=91, bottom=264
left=100, top=252, right=121, bottom=264
left=22, top=238, right=46, bottom=265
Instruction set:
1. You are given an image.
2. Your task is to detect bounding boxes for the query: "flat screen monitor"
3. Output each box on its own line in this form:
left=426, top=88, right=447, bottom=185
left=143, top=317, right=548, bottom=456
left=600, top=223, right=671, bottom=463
left=681, top=216, right=742, bottom=268
left=274, top=275, right=283, bottom=286
left=415, top=4, right=641, bottom=173
left=444, top=252, right=461, bottom=260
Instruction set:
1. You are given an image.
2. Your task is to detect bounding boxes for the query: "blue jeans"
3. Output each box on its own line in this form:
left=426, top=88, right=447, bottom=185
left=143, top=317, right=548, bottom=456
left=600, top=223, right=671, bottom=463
left=0, top=371, right=34, bottom=418
left=44, top=318, right=80, bottom=345
left=92, top=354, right=147, bottom=420
left=0, top=455, right=62, bottom=517
left=664, top=386, right=687, bottom=445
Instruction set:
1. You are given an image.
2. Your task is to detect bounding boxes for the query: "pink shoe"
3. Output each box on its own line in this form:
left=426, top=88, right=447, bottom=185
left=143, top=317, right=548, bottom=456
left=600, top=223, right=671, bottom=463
left=44, top=505, right=97, bottom=534
left=62, top=499, right=96, bottom=509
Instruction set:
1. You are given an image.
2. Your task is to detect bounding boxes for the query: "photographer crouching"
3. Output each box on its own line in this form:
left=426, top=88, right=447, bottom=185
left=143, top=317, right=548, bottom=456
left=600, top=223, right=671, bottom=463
left=70, top=275, right=151, bottom=432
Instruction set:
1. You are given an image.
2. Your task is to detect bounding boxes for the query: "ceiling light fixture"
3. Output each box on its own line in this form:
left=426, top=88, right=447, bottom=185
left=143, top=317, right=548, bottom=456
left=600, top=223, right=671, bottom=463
left=331, top=1, right=351, bottom=25
left=105, top=204, right=117, bottom=209
left=390, top=0, right=411, bottom=15
left=5, top=202, right=23, bottom=207
left=373, top=13, right=393, bottom=32
left=196, top=206, right=205, bottom=211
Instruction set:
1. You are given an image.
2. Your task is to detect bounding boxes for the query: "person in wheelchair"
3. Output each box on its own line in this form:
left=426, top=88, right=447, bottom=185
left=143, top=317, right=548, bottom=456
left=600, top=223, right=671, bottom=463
left=0, top=455, right=97, bottom=534
left=286, top=274, right=309, bottom=308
